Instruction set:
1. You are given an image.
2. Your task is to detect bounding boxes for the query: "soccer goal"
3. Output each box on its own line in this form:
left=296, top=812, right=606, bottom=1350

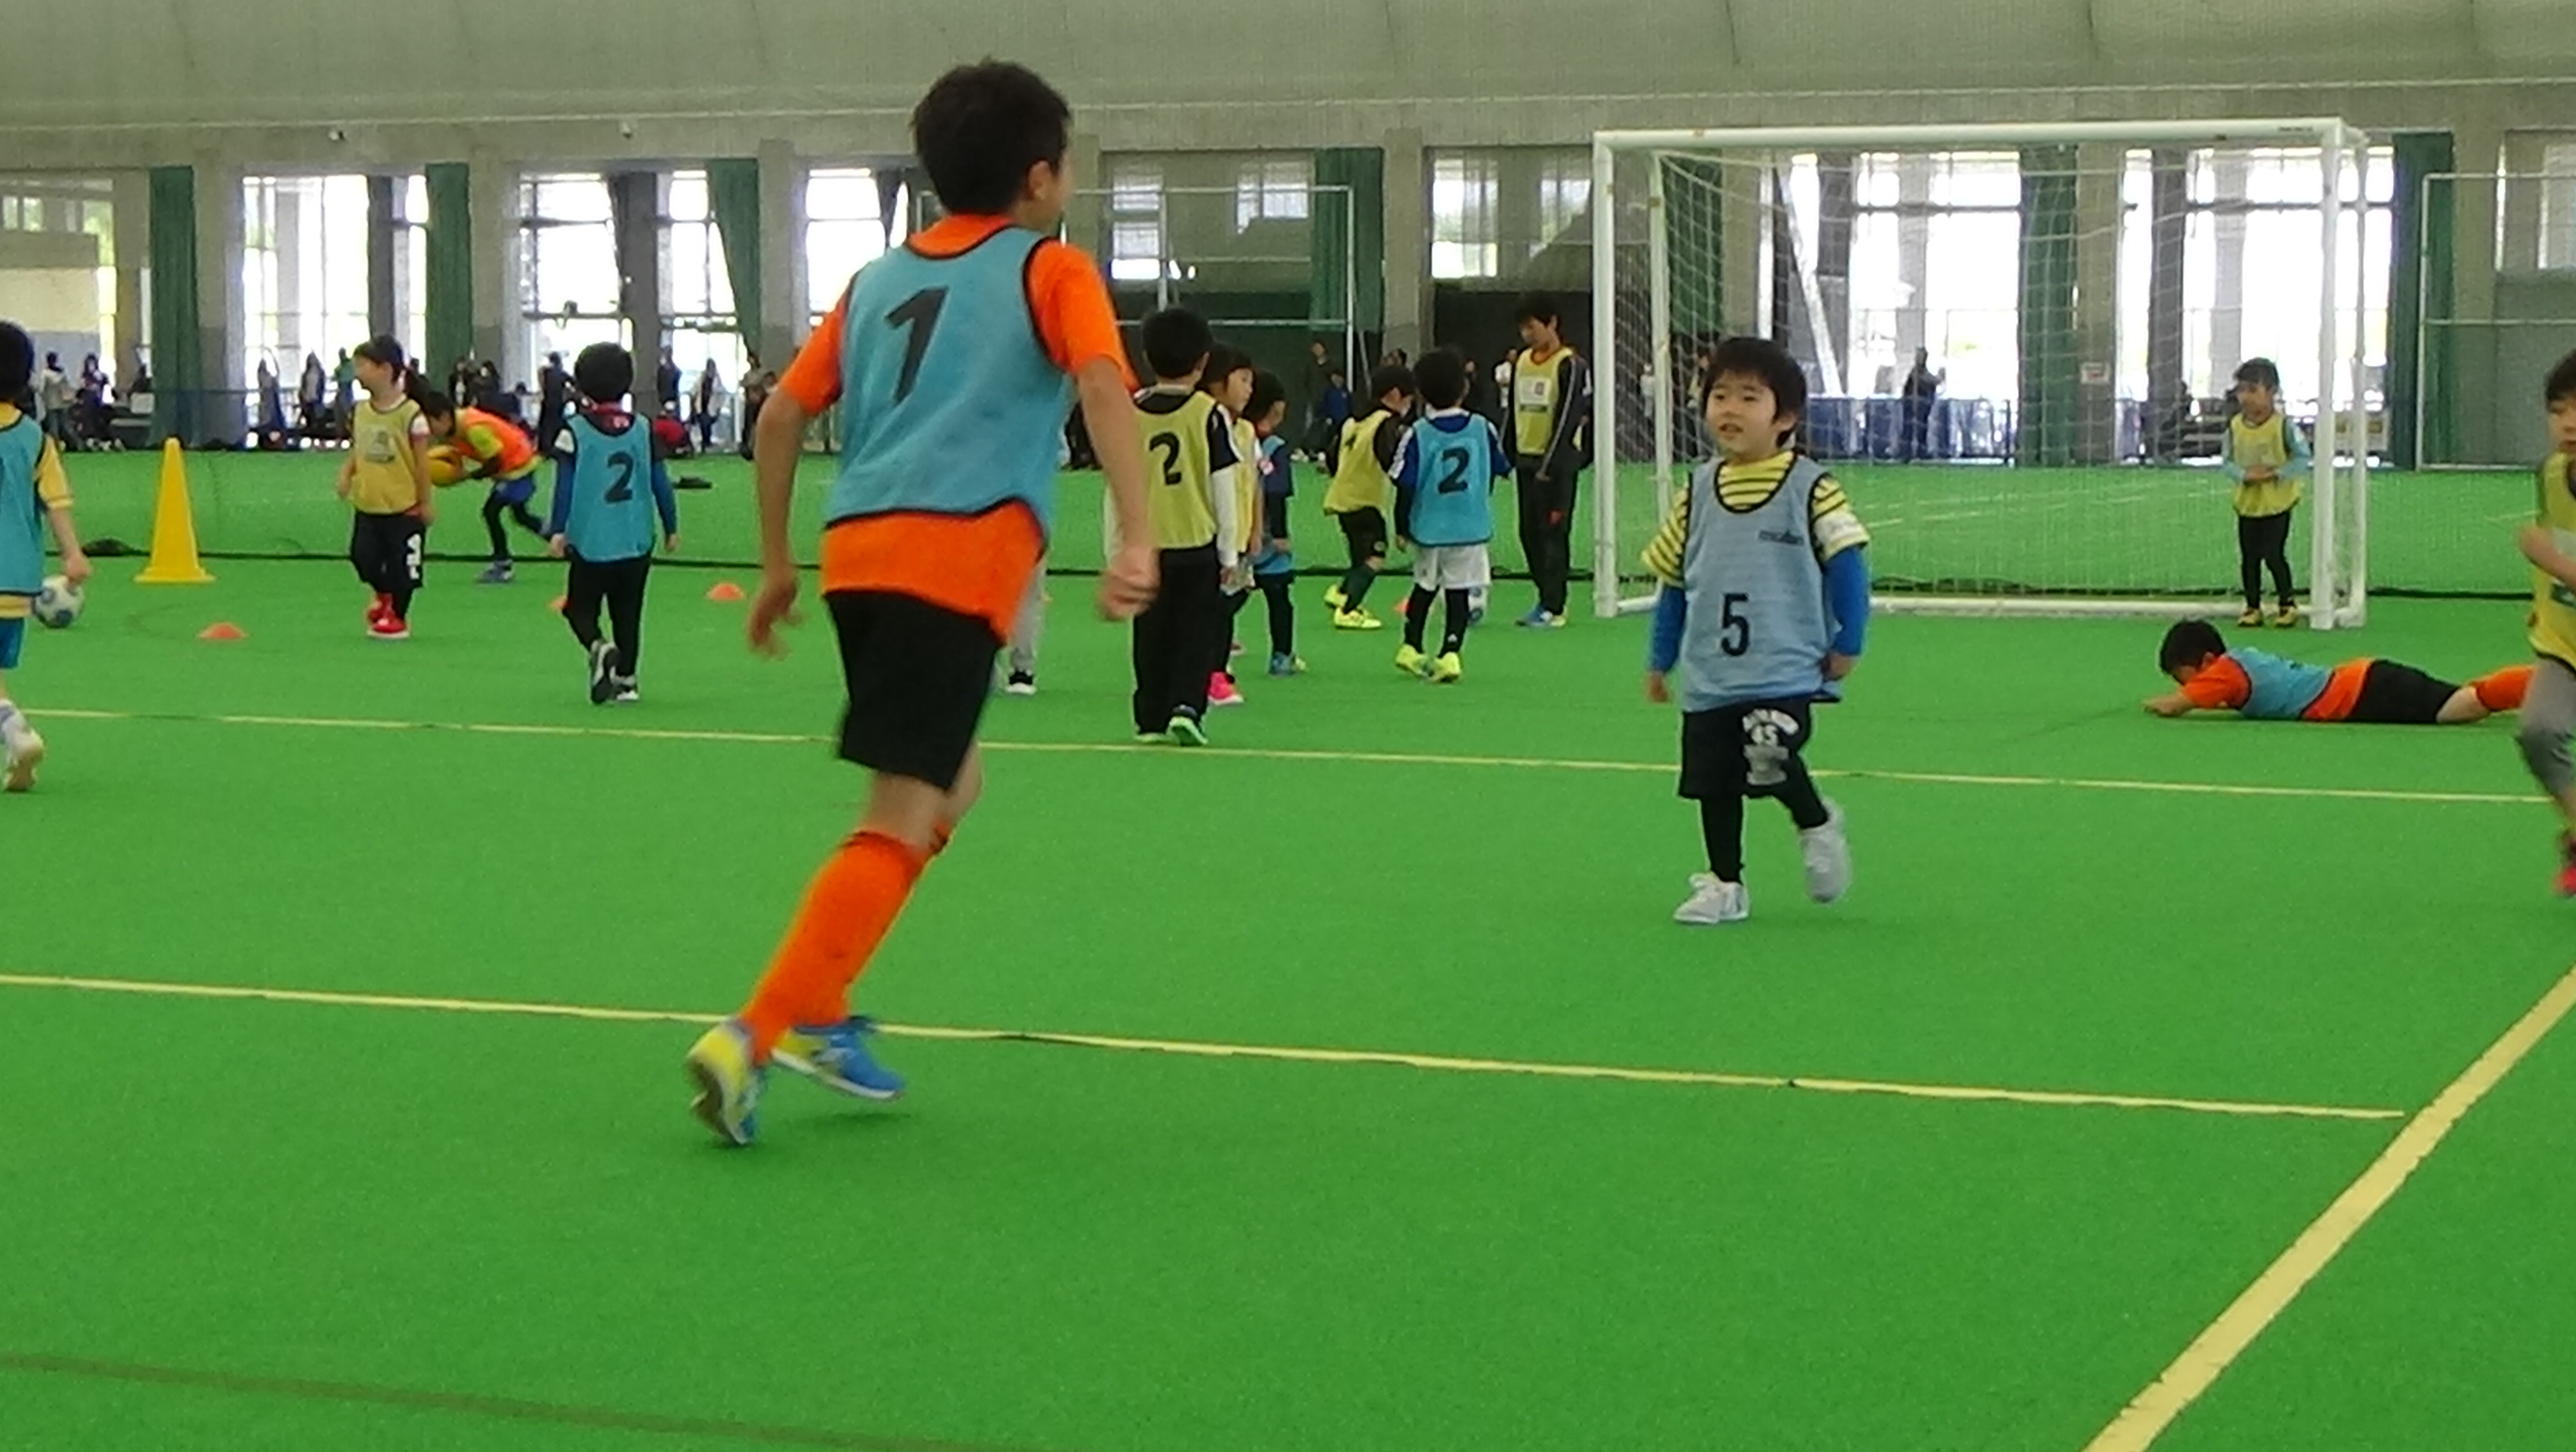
left=1588, top=120, right=2375, bottom=627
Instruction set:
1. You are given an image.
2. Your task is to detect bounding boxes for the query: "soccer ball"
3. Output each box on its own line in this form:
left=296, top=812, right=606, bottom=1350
left=425, top=444, right=470, bottom=488
left=33, top=575, right=82, bottom=629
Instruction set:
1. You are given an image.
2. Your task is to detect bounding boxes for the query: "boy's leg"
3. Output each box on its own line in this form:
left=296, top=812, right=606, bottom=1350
left=1261, top=574, right=1295, bottom=658
left=1515, top=461, right=1549, bottom=611
left=1167, top=549, right=1220, bottom=725
left=0, top=629, right=42, bottom=792
left=2266, top=509, right=2297, bottom=605
left=1401, top=584, right=1437, bottom=651
left=1700, top=794, right=1747, bottom=880
left=1441, top=588, right=1472, bottom=654
left=1540, top=472, right=1581, bottom=617
left=349, top=514, right=386, bottom=600
left=1337, top=511, right=1384, bottom=612
left=1132, top=589, right=1172, bottom=734
left=2236, top=515, right=2264, bottom=614
left=482, top=490, right=511, bottom=562
left=563, top=555, right=607, bottom=649
left=387, top=517, right=425, bottom=621
left=1007, top=567, right=1045, bottom=679
left=606, top=557, right=650, bottom=677
left=2516, top=658, right=2576, bottom=831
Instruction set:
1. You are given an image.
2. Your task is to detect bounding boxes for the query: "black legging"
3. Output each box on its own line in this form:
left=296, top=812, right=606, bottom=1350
left=565, top=553, right=652, bottom=676
left=2237, top=510, right=2296, bottom=612
left=484, top=488, right=547, bottom=562
left=1515, top=458, right=1578, bottom=615
left=1257, top=573, right=1294, bottom=658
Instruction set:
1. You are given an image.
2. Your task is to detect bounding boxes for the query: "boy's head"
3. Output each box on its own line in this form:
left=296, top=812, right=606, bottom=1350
left=574, top=343, right=634, bottom=405
left=418, top=389, right=459, bottom=436
left=1514, top=293, right=1562, bottom=350
left=2234, top=357, right=2281, bottom=417
left=2547, top=348, right=2576, bottom=455
left=1142, top=307, right=1213, bottom=385
left=352, top=335, right=408, bottom=392
left=2158, top=619, right=2228, bottom=683
left=912, top=59, right=1073, bottom=226
left=1367, top=362, right=1416, bottom=411
left=0, top=323, right=32, bottom=403
left=1247, top=370, right=1288, bottom=434
left=1199, top=343, right=1255, bottom=413
left=1700, top=336, right=1806, bottom=458
left=1414, top=347, right=1468, bottom=411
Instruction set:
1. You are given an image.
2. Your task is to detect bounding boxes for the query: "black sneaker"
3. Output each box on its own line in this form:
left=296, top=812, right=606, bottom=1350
left=1002, top=671, right=1038, bottom=697
left=587, top=641, right=618, bottom=704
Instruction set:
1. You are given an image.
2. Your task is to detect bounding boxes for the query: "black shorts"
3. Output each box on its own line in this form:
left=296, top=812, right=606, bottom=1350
left=349, top=511, right=425, bottom=591
left=1335, top=507, right=1390, bottom=564
left=828, top=591, right=1002, bottom=791
left=1679, top=699, right=1816, bottom=800
left=2344, top=660, right=2461, bottom=725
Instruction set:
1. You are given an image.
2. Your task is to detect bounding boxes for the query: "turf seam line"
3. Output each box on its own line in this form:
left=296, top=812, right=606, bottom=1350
left=2079, top=957, right=2576, bottom=1452
left=0, top=972, right=2406, bottom=1124
left=42, top=706, right=2535, bottom=805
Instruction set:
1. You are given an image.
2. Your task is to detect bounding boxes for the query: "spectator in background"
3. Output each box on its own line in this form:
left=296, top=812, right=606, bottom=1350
left=298, top=352, right=328, bottom=436
left=256, top=355, right=288, bottom=441
left=656, top=348, right=684, bottom=420
left=475, top=360, right=508, bottom=414
left=736, top=350, right=774, bottom=460
left=37, top=353, right=72, bottom=447
left=1315, top=367, right=1351, bottom=468
left=693, top=359, right=723, bottom=452
left=77, top=355, right=108, bottom=447
left=1464, top=355, right=1502, bottom=429
left=536, top=351, right=570, bottom=454
left=1899, top=347, right=1944, bottom=461
left=331, top=348, right=355, bottom=431
left=448, top=356, right=479, bottom=413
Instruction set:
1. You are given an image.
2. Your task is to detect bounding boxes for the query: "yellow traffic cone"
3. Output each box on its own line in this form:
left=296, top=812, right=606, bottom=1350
left=137, top=438, right=215, bottom=584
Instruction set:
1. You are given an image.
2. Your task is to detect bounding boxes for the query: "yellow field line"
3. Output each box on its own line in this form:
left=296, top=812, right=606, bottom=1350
left=0, top=971, right=2405, bottom=1125
left=41, top=706, right=2531, bottom=807
left=2080, top=959, right=2576, bottom=1451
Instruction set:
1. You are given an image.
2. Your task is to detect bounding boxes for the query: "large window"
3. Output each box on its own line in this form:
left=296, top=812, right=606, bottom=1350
left=1108, top=162, right=1167, bottom=283
left=518, top=172, right=624, bottom=380
left=2166, top=146, right=2392, bottom=410
left=240, top=174, right=374, bottom=392
left=806, top=167, right=909, bottom=323
left=661, top=169, right=744, bottom=399
left=1843, top=152, right=2024, bottom=405
left=1430, top=155, right=1498, bottom=281
left=1234, top=157, right=1310, bottom=233
left=2536, top=141, right=2576, bottom=272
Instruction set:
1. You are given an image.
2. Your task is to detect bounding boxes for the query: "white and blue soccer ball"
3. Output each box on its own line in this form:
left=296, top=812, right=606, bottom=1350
left=32, top=575, right=82, bottom=630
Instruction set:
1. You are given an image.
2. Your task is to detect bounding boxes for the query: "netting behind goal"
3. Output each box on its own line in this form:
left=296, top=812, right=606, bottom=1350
left=1590, top=121, right=2375, bottom=625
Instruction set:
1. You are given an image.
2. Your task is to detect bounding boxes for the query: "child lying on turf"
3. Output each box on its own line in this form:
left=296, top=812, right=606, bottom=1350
left=2145, top=618, right=2529, bottom=724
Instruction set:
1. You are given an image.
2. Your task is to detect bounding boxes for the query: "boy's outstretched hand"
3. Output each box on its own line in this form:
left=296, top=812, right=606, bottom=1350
left=1644, top=670, right=1671, bottom=704
left=2143, top=693, right=2192, bottom=717
left=747, top=565, right=802, bottom=656
left=1100, top=542, right=1158, bottom=621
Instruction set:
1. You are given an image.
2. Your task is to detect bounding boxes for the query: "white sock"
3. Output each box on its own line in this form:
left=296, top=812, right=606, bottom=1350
left=0, top=700, right=27, bottom=749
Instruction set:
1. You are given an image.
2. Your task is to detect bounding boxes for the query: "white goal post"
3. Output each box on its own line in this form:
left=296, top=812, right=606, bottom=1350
left=1589, top=119, right=2373, bottom=628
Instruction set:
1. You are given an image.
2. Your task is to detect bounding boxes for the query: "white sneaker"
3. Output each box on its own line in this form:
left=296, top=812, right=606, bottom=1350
left=1800, top=800, right=1851, bottom=904
left=3, top=729, right=44, bottom=793
left=1673, top=874, right=1749, bottom=926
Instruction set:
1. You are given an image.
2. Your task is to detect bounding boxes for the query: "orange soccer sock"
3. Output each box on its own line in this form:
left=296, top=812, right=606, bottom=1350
left=2475, top=665, right=2534, bottom=713
left=739, top=831, right=929, bottom=1058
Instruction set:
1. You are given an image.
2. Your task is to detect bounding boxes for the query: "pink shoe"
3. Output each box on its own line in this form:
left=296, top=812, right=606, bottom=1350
left=1208, top=673, right=1245, bottom=709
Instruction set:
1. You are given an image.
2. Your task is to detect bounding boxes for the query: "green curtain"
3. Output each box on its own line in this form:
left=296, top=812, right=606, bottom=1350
left=707, top=158, right=762, bottom=344
left=424, top=162, right=474, bottom=373
left=148, top=166, right=199, bottom=442
left=2017, top=146, right=2082, bottom=467
left=2389, top=132, right=2455, bottom=470
left=1312, top=148, right=1384, bottom=339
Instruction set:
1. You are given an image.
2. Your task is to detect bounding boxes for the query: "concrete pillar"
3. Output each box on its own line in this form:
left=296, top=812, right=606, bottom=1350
left=1495, top=148, right=1541, bottom=275
left=470, top=153, right=514, bottom=378
left=1720, top=159, right=1764, bottom=339
left=2500, top=132, right=2548, bottom=274
left=1816, top=152, right=1855, bottom=386
left=197, top=160, right=245, bottom=441
left=755, top=137, right=801, bottom=372
left=1894, top=155, right=1930, bottom=361
left=2209, top=154, right=2247, bottom=392
left=365, top=174, right=397, bottom=341
left=2448, top=123, right=2507, bottom=461
left=1064, top=133, right=1107, bottom=272
left=112, top=171, right=148, bottom=380
left=2145, top=149, right=2188, bottom=453
left=611, top=170, right=663, bottom=399
left=271, top=182, right=301, bottom=365
left=2073, top=142, right=2123, bottom=463
left=1382, top=128, right=1427, bottom=358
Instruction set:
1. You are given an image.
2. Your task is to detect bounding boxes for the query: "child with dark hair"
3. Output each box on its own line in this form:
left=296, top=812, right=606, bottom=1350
left=2147, top=617, right=2528, bottom=724
left=1500, top=291, right=1592, bottom=628
left=1246, top=370, right=1303, bottom=676
left=1321, top=362, right=1415, bottom=631
left=1390, top=347, right=1510, bottom=684
left=2511, top=349, right=2576, bottom=893
left=421, top=389, right=546, bottom=583
left=1200, top=344, right=1258, bottom=709
left=2223, top=357, right=2310, bottom=629
left=0, top=321, right=93, bottom=793
left=1124, top=307, right=1239, bottom=743
left=547, top=343, right=678, bottom=704
left=1643, top=336, right=1866, bottom=927
left=335, top=335, right=434, bottom=640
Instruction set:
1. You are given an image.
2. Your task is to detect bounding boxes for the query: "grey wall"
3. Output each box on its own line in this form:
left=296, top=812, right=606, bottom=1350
left=10, top=0, right=2576, bottom=167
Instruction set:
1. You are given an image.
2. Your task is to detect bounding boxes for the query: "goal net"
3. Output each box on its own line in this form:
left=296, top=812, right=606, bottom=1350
left=1589, top=120, right=2375, bottom=626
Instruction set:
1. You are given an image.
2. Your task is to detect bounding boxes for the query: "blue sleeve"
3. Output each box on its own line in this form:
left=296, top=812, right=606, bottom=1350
left=546, top=452, right=576, bottom=536
left=1391, top=429, right=1419, bottom=488
left=1489, top=422, right=1514, bottom=477
left=2286, top=419, right=2313, bottom=472
left=1826, top=546, right=1871, bottom=657
left=651, top=456, right=679, bottom=536
left=1264, top=445, right=1294, bottom=498
left=1647, top=584, right=1689, bottom=675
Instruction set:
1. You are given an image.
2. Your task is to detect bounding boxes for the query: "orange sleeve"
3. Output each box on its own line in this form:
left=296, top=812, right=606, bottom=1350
left=2181, top=658, right=2251, bottom=711
left=777, top=294, right=849, bottom=414
left=1027, top=241, right=1134, bottom=385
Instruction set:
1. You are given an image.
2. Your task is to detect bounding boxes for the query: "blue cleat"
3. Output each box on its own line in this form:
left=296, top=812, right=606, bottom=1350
left=772, top=1016, right=907, bottom=1101
left=685, top=1017, right=767, bottom=1147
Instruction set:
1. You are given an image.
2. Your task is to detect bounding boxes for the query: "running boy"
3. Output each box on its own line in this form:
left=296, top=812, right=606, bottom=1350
left=1499, top=293, right=1591, bottom=628
left=335, top=336, right=434, bottom=640
left=1391, top=348, right=1510, bottom=684
left=2223, top=357, right=2310, bottom=628
left=0, top=323, right=92, bottom=792
left=547, top=343, right=679, bottom=705
left=1128, top=307, right=1238, bottom=745
left=2147, top=619, right=2529, bottom=723
left=1642, top=336, right=1866, bottom=926
left=1321, top=362, right=1414, bottom=631
left=423, top=391, right=546, bottom=584
left=686, top=61, right=1154, bottom=1145
left=2512, top=348, right=2576, bottom=893
left=1247, top=369, right=1302, bottom=676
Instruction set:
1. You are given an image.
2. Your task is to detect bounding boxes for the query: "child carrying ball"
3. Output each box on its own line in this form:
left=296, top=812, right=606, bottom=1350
left=421, top=391, right=546, bottom=584
left=0, top=323, right=92, bottom=793
left=1643, top=336, right=1868, bottom=926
